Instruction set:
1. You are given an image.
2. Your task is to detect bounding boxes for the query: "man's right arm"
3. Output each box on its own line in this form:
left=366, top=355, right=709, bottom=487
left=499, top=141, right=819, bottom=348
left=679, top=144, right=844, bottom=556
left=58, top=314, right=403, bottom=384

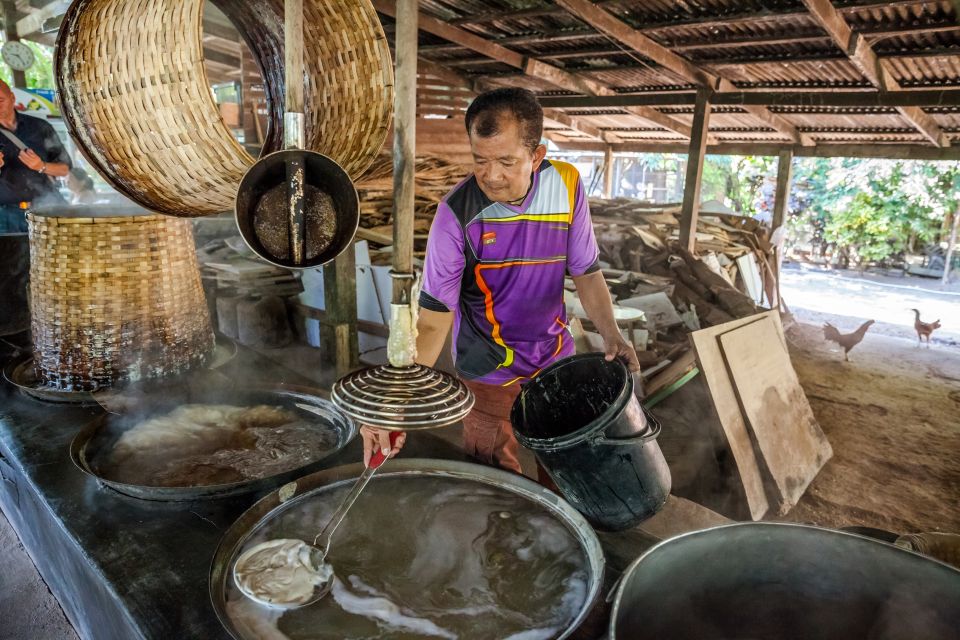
left=360, top=201, right=464, bottom=465
left=415, top=309, right=453, bottom=369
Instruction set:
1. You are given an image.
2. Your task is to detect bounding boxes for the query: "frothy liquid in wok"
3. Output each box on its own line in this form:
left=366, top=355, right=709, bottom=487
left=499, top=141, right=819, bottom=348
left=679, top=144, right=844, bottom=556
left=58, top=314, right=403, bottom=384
left=99, top=404, right=339, bottom=487
left=226, top=477, right=590, bottom=640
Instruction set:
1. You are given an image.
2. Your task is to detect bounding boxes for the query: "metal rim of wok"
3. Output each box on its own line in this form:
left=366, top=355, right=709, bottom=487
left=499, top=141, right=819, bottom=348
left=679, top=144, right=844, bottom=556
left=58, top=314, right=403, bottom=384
left=209, top=458, right=606, bottom=640
left=69, top=385, right=357, bottom=501
left=3, top=336, right=238, bottom=406
left=608, top=522, right=960, bottom=639
left=3, top=356, right=100, bottom=405
left=330, top=364, right=475, bottom=430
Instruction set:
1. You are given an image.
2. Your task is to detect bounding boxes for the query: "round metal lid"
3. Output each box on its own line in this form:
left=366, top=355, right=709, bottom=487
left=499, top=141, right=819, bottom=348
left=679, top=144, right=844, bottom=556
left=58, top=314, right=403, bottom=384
left=27, top=203, right=158, bottom=218
left=331, top=364, right=474, bottom=430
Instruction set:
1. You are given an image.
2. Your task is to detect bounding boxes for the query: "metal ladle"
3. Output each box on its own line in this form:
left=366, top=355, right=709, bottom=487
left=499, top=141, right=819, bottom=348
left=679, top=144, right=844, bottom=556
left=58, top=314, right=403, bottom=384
left=233, top=430, right=401, bottom=609
left=234, top=0, right=359, bottom=270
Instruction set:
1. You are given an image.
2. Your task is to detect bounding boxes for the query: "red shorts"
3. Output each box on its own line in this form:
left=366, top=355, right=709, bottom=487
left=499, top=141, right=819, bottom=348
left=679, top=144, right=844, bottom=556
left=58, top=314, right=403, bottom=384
left=460, top=379, right=558, bottom=491
left=461, top=378, right=523, bottom=474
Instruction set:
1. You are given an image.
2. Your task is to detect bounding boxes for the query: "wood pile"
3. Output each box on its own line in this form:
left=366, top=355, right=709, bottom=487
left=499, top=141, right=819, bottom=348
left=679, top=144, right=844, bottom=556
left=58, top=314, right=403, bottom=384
left=575, top=198, right=778, bottom=395
left=355, top=153, right=465, bottom=250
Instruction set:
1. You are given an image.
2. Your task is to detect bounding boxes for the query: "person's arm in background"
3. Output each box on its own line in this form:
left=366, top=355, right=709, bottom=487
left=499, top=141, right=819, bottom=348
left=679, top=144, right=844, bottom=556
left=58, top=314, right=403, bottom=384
left=361, top=202, right=465, bottom=465
left=18, top=149, right=69, bottom=177
left=565, top=169, right=640, bottom=372
left=18, top=120, right=71, bottom=178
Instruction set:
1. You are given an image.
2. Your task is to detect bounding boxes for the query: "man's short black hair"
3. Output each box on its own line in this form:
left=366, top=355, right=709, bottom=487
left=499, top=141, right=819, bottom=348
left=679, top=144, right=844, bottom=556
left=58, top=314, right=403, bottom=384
left=465, top=87, right=544, bottom=152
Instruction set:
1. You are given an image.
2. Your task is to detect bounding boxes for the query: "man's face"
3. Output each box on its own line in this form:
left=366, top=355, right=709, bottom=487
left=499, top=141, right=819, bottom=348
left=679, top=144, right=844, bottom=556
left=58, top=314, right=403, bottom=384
left=0, top=82, right=15, bottom=122
left=469, top=116, right=546, bottom=203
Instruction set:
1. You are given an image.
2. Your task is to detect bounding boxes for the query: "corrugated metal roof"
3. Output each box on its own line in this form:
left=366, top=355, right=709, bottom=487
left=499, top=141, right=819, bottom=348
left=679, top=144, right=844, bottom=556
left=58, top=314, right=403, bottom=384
left=395, top=0, right=960, bottom=148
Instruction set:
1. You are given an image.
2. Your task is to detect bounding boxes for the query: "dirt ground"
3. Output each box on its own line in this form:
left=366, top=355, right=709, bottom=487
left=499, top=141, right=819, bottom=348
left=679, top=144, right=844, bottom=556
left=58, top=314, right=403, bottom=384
left=775, top=320, right=960, bottom=534
left=0, top=511, right=77, bottom=640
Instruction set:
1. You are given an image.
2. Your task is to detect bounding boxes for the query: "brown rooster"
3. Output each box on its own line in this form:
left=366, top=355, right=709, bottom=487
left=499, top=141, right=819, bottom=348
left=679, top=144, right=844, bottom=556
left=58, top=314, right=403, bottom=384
left=912, top=309, right=941, bottom=346
left=823, top=320, right=875, bottom=361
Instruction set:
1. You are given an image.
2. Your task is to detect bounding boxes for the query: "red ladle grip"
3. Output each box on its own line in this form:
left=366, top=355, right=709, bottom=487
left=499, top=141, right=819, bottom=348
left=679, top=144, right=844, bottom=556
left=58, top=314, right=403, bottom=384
left=368, top=431, right=404, bottom=469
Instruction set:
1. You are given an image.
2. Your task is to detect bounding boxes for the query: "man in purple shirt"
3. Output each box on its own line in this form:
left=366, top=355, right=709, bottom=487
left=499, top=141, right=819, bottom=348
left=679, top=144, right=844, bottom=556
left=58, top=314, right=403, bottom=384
left=362, top=88, right=639, bottom=474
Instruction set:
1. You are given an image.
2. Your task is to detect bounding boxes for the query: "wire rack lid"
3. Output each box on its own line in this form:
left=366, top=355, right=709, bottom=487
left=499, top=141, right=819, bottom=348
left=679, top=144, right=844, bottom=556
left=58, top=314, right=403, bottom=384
left=331, top=364, right=474, bottom=430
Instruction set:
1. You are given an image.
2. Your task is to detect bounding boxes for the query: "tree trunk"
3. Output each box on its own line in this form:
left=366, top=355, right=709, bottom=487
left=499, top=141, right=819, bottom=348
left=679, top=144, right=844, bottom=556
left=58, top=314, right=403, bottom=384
left=943, top=208, right=959, bottom=284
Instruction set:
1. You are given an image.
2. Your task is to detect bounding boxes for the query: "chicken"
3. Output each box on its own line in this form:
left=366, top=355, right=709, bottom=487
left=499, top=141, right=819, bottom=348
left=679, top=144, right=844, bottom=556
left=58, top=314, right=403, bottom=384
left=912, top=309, right=941, bottom=346
left=823, top=320, right=875, bottom=361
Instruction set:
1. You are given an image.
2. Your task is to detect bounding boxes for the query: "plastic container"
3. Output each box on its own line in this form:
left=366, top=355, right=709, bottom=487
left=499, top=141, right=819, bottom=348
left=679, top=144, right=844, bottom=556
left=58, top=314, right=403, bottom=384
left=510, top=353, right=671, bottom=531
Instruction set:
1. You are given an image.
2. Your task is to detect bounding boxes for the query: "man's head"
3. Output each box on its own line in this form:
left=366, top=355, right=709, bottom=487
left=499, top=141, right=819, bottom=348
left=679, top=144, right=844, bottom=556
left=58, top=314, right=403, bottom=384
left=465, top=88, right=547, bottom=203
left=0, top=80, right=15, bottom=123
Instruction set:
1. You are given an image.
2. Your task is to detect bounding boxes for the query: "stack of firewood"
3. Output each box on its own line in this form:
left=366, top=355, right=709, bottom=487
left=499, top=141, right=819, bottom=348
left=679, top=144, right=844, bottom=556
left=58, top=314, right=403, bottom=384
left=571, top=198, right=776, bottom=390
left=355, top=153, right=465, bottom=249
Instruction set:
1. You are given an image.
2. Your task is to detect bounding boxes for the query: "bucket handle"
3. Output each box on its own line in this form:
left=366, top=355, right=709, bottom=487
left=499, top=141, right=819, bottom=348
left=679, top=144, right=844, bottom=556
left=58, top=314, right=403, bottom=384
left=591, top=407, right=662, bottom=447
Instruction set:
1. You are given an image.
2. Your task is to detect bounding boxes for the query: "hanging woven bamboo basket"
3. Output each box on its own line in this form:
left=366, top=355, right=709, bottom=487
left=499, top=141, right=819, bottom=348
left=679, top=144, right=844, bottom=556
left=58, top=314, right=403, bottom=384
left=54, top=0, right=393, bottom=217
left=28, top=209, right=215, bottom=391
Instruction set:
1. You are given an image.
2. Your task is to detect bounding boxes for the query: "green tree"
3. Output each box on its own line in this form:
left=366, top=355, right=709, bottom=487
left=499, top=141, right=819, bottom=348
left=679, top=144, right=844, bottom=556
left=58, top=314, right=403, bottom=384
left=701, top=154, right=776, bottom=213
left=805, top=159, right=959, bottom=266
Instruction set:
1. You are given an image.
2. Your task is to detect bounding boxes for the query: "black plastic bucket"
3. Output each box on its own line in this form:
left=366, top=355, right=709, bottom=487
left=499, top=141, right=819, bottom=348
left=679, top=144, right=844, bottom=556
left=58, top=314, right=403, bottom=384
left=510, top=353, right=671, bottom=531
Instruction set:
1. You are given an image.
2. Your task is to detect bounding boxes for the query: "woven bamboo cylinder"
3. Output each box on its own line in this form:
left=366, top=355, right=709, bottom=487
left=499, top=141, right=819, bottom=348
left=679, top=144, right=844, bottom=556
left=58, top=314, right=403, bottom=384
left=27, top=212, right=215, bottom=391
left=54, top=0, right=393, bottom=217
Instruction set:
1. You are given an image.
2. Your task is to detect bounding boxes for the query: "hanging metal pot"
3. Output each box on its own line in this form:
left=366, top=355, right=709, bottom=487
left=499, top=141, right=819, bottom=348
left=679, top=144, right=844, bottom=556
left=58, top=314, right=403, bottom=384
left=234, top=142, right=359, bottom=269
left=234, top=0, right=360, bottom=269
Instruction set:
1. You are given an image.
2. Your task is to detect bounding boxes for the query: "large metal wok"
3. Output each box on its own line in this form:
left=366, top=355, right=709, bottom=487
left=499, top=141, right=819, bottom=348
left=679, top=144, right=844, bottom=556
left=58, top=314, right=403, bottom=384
left=210, top=458, right=605, bottom=640
left=70, top=385, right=356, bottom=501
left=610, top=522, right=960, bottom=640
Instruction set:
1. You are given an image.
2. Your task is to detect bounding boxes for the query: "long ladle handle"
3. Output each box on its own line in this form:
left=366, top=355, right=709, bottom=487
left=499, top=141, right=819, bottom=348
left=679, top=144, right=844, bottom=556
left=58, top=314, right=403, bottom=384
left=313, top=431, right=403, bottom=554
left=284, top=0, right=306, bottom=265
left=284, top=0, right=304, bottom=117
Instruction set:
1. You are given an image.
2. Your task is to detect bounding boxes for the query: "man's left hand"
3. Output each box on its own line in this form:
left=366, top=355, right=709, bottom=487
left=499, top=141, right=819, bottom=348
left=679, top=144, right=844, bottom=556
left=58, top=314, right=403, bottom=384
left=602, top=332, right=640, bottom=373
left=18, top=148, right=44, bottom=172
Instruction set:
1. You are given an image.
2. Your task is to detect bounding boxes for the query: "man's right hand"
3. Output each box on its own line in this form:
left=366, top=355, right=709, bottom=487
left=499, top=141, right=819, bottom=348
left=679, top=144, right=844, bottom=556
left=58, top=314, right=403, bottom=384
left=0, top=150, right=4, bottom=169
left=360, top=426, right=407, bottom=468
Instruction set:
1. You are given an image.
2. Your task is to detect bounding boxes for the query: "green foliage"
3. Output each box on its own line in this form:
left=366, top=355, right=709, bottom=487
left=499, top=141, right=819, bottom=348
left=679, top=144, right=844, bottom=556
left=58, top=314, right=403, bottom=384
left=23, top=41, right=55, bottom=89
left=701, top=154, right=776, bottom=213
left=796, top=159, right=960, bottom=265
left=688, top=151, right=958, bottom=267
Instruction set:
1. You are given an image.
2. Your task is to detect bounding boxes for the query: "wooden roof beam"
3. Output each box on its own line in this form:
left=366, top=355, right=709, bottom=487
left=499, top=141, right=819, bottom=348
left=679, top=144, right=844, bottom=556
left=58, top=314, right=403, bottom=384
left=550, top=140, right=960, bottom=161
left=412, top=57, right=621, bottom=143
left=14, top=0, right=67, bottom=38
left=372, top=0, right=693, bottom=139
left=543, top=108, right=622, bottom=143
left=451, top=0, right=935, bottom=30
left=802, top=0, right=949, bottom=147
left=555, top=0, right=813, bottom=146
left=422, top=18, right=960, bottom=57
left=538, top=87, right=960, bottom=108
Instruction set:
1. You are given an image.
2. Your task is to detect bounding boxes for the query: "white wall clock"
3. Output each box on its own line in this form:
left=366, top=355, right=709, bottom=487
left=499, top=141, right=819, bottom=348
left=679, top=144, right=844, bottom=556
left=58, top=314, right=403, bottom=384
left=2, top=41, right=35, bottom=72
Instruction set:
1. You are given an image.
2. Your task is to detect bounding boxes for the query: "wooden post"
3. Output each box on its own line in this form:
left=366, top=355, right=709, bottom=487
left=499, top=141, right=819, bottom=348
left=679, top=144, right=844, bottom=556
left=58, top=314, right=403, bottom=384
left=307, top=0, right=357, bottom=375
left=322, top=249, right=359, bottom=376
left=602, top=145, right=614, bottom=199
left=240, top=48, right=264, bottom=151
left=772, top=148, right=794, bottom=230
left=2, top=2, right=27, bottom=89
left=284, top=0, right=304, bottom=116
left=943, top=207, right=959, bottom=284
left=392, top=0, right=417, bottom=306
left=679, top=88, right=711, bottom=252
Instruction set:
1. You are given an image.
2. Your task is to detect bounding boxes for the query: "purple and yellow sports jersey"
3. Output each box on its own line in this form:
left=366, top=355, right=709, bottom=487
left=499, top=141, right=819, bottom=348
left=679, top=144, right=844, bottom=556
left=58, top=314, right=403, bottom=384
left=419, top=159, right=600, bottom=386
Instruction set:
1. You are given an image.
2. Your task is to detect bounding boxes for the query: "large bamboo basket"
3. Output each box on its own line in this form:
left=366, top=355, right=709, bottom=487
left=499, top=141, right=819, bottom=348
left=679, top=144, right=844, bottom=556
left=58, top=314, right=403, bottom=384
left=54, top=0, right=393, bottom=217
left=27, top=210, right=215, bottom=391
